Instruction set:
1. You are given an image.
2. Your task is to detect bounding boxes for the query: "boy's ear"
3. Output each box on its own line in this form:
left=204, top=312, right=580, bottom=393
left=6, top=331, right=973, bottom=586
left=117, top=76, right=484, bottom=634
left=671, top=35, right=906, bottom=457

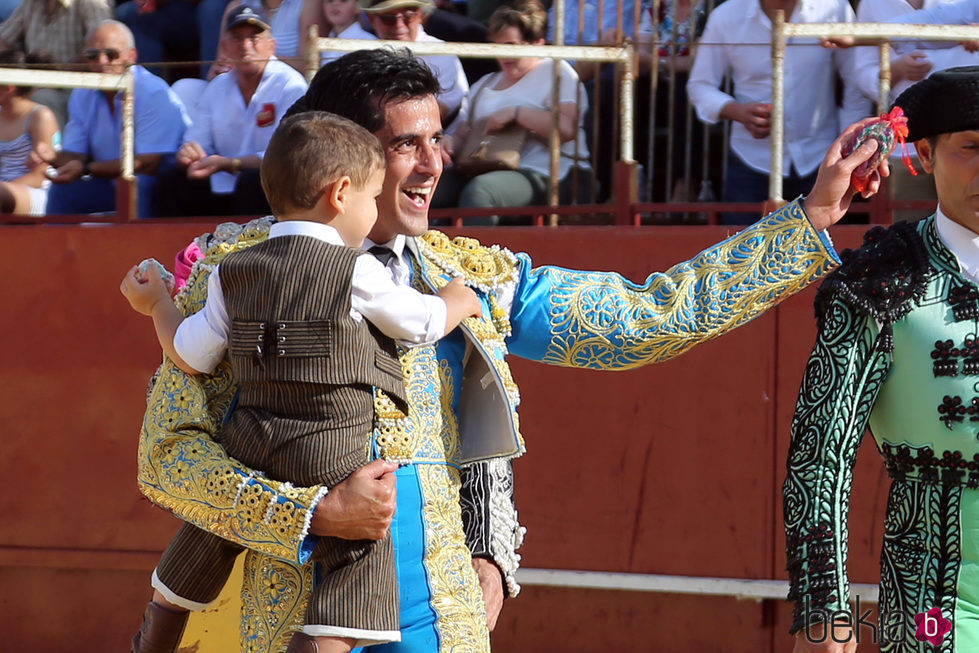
left=327, top=176, right=352, bottom=214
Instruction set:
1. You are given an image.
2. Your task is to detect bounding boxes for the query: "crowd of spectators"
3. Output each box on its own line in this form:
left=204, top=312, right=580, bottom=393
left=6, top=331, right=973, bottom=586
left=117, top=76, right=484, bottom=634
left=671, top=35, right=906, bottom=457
left=0, top=0, right=967, bottom=221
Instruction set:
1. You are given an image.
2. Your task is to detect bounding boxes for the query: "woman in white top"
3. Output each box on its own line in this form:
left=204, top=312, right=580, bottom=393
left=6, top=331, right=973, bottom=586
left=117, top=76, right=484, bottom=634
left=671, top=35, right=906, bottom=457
left=433, top=0, right=592, bottom=224
left=0, top=51, right=59, bottom=217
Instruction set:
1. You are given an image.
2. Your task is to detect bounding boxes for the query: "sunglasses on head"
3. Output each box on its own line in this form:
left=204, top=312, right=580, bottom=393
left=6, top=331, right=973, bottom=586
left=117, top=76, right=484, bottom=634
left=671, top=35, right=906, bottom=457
left=376, top=8, right=419, bottom=24
left=84, top=48, right=122, bottom=61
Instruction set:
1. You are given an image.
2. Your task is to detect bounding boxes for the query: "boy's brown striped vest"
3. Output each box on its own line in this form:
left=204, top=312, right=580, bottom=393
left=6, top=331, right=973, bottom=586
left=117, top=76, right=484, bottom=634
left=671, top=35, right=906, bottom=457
left=217, top=234, right=408, bottom=485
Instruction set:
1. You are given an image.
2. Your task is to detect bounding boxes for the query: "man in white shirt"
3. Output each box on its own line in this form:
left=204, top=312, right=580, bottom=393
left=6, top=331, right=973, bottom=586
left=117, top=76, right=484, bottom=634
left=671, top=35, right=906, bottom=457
left=157, top=2, right=308, bottom=217
left=358, top=0, right=469, bottom=127
left=687, top=0, right=865, bottom=224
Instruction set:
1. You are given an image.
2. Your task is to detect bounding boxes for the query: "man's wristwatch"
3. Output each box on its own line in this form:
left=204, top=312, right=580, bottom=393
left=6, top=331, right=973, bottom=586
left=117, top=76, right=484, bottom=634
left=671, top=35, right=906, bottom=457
left=230, top=158, right=241, bottom=175
left=82, top=161, right=91, bottom=177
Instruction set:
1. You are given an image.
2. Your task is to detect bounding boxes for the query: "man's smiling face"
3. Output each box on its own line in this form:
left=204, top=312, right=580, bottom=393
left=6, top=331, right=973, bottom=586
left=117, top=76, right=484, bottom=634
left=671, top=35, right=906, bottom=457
left=369, top=94, right=443, bottom=243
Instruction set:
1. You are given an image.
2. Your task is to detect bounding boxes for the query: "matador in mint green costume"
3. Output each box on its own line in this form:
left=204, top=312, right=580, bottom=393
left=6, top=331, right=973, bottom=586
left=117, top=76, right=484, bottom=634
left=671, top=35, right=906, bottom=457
left=784, top=67, right=979, bottom=652
left=132, top=49, right=857, bottom=653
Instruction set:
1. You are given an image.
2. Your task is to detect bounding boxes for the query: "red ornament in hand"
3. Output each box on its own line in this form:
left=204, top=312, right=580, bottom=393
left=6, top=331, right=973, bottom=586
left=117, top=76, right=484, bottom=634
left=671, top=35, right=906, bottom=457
left=841, top=106, right=916, bottom=193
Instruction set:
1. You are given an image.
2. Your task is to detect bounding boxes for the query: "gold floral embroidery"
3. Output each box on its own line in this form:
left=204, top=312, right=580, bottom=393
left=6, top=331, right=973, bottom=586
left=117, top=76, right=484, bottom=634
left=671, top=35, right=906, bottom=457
left=241, top=550, right=312, bottom=652
left=374, top=388, right=412, bottom=463
left=138, top=218, right=324, bottom=565
left=402, top=347, right=489, bottom=651
left=539, top=201, right=837, bottom=370
left=416, top=464, right=491, bottom=653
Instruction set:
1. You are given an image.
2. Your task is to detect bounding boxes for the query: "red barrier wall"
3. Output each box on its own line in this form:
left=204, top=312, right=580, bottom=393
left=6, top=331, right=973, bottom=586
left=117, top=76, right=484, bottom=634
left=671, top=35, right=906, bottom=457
left=0, top=222, right=885, bottom=652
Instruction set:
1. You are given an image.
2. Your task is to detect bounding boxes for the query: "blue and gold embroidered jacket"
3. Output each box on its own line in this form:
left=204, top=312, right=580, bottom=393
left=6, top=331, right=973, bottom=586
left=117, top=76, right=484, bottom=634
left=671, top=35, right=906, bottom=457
left=138, top=199, right=838, bottom=651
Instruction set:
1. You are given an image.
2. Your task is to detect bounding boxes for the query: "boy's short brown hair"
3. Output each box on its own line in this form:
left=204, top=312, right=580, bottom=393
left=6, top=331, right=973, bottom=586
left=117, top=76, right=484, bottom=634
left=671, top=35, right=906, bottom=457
left=261, top=110, right=385, bottom=216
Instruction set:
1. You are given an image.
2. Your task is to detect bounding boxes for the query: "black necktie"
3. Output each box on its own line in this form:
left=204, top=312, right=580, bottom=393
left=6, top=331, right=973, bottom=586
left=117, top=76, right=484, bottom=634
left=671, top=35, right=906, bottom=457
left=368, top=245, right=395, bottom=267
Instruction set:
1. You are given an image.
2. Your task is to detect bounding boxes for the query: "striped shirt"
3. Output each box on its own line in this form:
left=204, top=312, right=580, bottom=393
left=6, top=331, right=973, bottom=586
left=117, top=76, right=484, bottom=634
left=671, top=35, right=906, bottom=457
left=0, top=0, right=112, bottom=63
left=0, top=106, right=41, bottom=181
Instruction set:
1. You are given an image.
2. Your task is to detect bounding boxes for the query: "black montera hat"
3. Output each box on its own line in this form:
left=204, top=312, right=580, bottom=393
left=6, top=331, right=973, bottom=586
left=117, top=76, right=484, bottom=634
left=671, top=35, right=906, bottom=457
left=892, top=66, right=979, bottom=142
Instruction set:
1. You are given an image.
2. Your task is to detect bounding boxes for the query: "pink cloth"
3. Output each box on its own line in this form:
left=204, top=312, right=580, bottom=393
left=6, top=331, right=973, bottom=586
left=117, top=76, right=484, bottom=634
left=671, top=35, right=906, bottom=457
left=173, top=242, right=204, bottom=292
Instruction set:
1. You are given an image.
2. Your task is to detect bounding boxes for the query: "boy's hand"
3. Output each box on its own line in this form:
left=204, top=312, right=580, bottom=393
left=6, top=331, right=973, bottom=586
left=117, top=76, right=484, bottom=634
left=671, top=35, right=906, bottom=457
left=438, top=277, right=482, bottom=318
left=120, top=263, right=172, bottom=316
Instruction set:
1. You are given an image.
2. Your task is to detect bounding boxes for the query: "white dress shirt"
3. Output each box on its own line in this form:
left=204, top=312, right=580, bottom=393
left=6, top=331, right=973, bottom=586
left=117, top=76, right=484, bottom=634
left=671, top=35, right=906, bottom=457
left=889, top=0, right=979, bottom=51
left=174, top=221, right=448, bottom=374
left=181, top=57, right=308, bottom=194
left=855, top=0, right=979, bottom=105
left=936, top=207, right=979, bottom=286
left=687, top=0, right=859, bottom=176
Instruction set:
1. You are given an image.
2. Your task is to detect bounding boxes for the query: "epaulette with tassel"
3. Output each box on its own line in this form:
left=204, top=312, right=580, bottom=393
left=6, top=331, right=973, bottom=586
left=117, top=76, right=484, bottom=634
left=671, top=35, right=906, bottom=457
left=814, top=220, right=930, bottom=352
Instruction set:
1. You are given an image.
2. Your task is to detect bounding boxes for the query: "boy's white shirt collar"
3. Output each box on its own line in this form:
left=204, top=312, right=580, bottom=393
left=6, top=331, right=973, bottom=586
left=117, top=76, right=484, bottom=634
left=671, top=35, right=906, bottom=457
left=269, top=220, right=346, bottom=246
left=935, top=206, right=979, bottom=283
left=269, top=221, right=408, bottom=261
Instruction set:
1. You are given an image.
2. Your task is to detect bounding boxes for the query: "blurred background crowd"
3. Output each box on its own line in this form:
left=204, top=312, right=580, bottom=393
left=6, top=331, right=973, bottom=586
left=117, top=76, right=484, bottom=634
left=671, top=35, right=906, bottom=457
left=0, top=0, right=968, bottom=223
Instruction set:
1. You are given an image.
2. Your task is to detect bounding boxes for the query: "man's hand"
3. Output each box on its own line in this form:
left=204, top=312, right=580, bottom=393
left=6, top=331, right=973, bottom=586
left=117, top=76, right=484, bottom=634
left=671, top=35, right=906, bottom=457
left=309, top=459, right=399, bottom=540
left=803, top=117, right=889, bottom=231
left=472, top=557, right=504, bottom=631
left=721, top=102, right=772, bottom=139
left=485, top=106, right=519, bottom=134
left=820, top=35, right=856, bottom=49
left=961, top=24, right=979, bottom=52
left=892, top=51, right=932, bottom=84
left=186, top=154, right=228, bottom=180
left=47, top=159, right=84, bottom=184
left=176, top=141, right=207, bottom=169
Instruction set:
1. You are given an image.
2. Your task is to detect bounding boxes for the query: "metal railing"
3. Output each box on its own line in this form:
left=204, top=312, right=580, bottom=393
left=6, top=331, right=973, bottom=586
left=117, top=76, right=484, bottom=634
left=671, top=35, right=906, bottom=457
left=518, top=567, right=880, bottom=603
left=770, top=18, right=979, bottom=205
left=308, top=31, right=635, bottom=225
left=0, top=66, right=137, bottom=220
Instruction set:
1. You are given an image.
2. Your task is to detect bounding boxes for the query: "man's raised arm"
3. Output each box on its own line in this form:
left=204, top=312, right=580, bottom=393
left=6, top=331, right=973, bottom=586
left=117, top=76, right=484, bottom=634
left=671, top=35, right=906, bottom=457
left=506, top=120, right=885, bottom=368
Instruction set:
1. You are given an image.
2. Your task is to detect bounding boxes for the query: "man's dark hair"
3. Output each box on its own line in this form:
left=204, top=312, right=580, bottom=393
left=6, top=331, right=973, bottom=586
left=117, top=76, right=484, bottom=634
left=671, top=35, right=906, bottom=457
left=285, top=48, right=442, bottom=133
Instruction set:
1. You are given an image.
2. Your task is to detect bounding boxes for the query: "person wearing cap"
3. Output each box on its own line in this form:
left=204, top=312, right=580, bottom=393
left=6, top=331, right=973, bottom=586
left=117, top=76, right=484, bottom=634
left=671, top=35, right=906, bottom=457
left=39, top=19, right=190, bottom=218
left=157, top=1, right=307, bottom=217
left=783, top=66, right=979, bottom=653
left=358, top=0, right=470, bottom=127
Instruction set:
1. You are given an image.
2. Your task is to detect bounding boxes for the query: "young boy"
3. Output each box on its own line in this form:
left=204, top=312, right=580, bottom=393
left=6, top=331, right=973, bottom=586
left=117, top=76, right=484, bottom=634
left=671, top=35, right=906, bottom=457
left=319, top=0, right=375, bottom=66
left=121, top=111, right=482, bottom=653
